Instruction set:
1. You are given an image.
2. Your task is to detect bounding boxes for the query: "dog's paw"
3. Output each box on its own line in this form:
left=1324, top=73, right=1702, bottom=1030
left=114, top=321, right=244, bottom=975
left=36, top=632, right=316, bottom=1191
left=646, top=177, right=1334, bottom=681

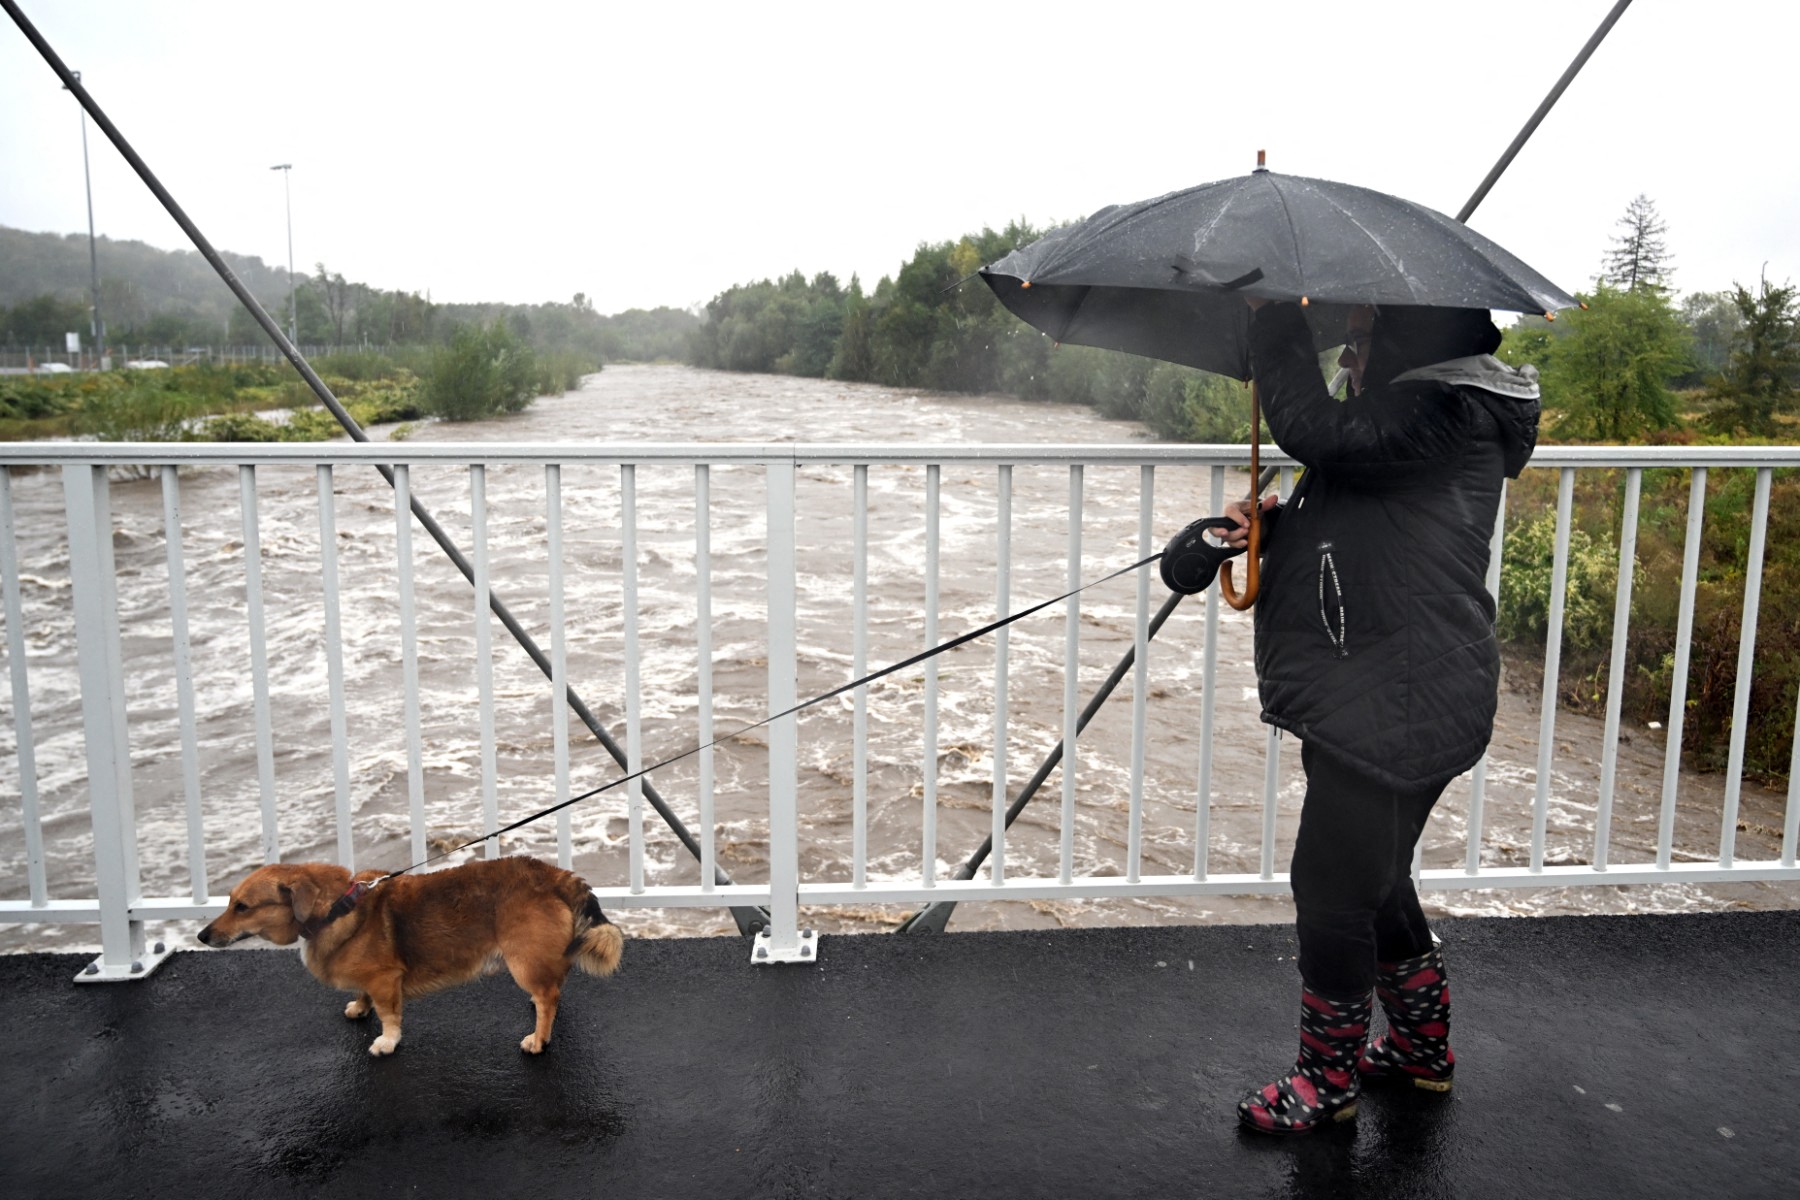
left=344, top=998, right=370, bottom=1019
left=369, top=1034, right=400, bottom=1056
left=520, top=1032, right=546, bottom=1054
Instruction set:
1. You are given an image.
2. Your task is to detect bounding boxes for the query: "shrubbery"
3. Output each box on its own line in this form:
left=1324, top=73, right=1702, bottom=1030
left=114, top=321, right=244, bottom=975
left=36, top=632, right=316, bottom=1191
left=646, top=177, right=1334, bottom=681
left=422, top=322, right=542, bottom=421
left=1496, top=509, right=1623, bottom=651
left=0, top=340, right=583, bottom=441
left=1494, top=467, right=1800, bottom=783
left=76, top=376, right=201, bottom=442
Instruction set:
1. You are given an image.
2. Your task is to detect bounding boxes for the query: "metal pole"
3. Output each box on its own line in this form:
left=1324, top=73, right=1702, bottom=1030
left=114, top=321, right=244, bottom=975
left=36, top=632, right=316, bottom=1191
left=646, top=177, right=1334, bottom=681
left=1457, top=0, right=1635, bottom=223
left=62, top=70, right=103, bottom=364
left=270, top=164, right=295, bottom=343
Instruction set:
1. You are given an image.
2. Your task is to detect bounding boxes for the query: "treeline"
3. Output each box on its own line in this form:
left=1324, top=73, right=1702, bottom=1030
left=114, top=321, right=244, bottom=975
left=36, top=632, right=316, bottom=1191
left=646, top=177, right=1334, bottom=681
left=0, top=225, right=698, bottom=363
left=685, top=199, right=1798, bottom=449
left=686, top=222, right=1255, bottom=441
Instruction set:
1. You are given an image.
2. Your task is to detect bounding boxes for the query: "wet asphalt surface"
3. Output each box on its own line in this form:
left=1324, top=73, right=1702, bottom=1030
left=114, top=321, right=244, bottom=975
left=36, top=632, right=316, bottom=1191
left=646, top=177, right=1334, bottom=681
left=0, top=911, right=1795, bottom=1199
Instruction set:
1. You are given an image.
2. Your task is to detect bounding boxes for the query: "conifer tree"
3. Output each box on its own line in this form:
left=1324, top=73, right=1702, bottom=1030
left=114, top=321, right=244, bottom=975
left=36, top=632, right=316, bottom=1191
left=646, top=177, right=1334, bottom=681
left=1600, top=194, right=1673, bottom=292
left=1707, top=274, right=1800, bottom=435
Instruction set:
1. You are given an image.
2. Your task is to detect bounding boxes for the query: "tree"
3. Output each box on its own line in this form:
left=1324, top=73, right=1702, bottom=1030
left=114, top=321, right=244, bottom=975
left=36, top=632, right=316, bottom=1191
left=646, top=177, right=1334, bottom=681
left=1, top=293, right=91, bottom=345
left=1541, top=283, right=1687, bottom=441
left=1706, top=274, right=1800, bottom=436
left=315, top=263, right=352, bottom=344
left=1498, top=313, right=1559, bottom=374
left=1675, top=290, right=1745, bottom=386
left=1600, top=194, right=1673, bottom=293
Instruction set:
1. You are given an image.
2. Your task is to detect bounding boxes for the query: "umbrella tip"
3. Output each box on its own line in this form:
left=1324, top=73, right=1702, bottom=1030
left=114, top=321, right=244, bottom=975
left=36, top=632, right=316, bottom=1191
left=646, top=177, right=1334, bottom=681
left=1021, top=280, right=1032, bottom=289
left=1544, top=311, right=1556, bottom=322
left=1300, top=295, right=1309, bottom=307
left=1255, top=149, right=1267, bottom=173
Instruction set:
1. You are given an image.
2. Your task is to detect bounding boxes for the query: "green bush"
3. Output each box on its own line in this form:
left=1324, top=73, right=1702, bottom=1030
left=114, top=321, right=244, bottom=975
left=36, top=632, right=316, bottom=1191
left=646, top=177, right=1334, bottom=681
left=0, top=374, right=82, bottom=420
left=77, top=378, right=202, bottom=442
left=422, top=322, right=540, bottom=421
left=314, top=349, right=404, bottom=382
left=534, top=350, right=598, bottom=395
left=1497, top=509, right=1624, bottom=651
left=194, top=412, right=283, bottom=442
left=1143, top=368, right=1255, bottom=442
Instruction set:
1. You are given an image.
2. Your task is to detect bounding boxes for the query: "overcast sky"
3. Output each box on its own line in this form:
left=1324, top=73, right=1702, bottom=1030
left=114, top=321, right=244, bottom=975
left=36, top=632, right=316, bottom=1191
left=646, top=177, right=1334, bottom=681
left=3, top=1, right=1795, bottom=317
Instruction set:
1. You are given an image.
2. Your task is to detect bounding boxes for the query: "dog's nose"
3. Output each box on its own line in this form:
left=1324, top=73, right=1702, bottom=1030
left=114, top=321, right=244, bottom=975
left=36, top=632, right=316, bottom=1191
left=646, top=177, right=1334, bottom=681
left=196, top=926, right=214, bottom=946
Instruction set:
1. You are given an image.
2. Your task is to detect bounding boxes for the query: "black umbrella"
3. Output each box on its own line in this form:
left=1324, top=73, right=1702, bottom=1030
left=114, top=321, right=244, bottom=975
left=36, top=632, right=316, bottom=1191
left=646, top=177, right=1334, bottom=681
left=979, top=164, right=1579, bottom=381
left=980, top=163, right=1578, bottom=608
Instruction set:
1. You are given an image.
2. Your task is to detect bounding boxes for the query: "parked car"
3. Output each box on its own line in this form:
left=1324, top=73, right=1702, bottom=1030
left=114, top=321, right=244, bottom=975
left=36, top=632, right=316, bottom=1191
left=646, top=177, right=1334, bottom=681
left=33, top=362, right=74, bottom=374
left=125, top=359, right=170, bottom=370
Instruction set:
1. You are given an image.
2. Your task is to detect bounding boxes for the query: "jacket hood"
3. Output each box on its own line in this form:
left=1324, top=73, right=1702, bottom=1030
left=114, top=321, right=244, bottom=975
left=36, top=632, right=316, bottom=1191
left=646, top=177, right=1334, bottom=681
left=1364, top=306, right=1504, bottom=391
left=1395, top=355, right=1541, bottom=477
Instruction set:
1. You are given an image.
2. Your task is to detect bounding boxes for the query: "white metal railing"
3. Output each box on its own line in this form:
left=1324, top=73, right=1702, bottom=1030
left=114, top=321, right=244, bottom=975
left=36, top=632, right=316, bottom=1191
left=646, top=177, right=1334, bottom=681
left=2, top=442, right=1798, bottom=979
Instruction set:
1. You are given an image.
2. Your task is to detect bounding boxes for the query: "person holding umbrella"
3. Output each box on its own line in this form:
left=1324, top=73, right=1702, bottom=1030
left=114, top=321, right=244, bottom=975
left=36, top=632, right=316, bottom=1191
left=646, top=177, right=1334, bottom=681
left=1222, top=296, right=1541, bottom=1133
left=980, top=163, right=1572, bottom=1133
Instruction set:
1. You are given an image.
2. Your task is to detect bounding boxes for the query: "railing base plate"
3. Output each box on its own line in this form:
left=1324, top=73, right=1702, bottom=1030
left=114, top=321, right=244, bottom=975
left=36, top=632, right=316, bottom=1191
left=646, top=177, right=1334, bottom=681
left=74, top=939, right=176, bottom=984
left=751, top=929, right=818, bottom=965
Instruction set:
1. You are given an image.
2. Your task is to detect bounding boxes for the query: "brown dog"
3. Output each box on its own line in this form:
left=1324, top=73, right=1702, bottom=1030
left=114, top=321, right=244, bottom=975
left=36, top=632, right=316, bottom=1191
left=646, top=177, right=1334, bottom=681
left=197, top=856, right=623, bottom=1056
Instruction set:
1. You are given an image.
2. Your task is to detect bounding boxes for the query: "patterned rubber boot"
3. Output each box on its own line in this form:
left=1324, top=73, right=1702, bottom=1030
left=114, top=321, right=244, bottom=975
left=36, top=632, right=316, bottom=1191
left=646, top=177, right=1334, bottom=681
left=1237, top=987, right=1371, bottom=1134
left=1358, top=946, right=1455, bottom=1092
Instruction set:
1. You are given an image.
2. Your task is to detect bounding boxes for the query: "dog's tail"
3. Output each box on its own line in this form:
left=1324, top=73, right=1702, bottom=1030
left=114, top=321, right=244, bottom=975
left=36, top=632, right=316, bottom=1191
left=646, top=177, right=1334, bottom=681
left=567, top=892, right=623, bottom=977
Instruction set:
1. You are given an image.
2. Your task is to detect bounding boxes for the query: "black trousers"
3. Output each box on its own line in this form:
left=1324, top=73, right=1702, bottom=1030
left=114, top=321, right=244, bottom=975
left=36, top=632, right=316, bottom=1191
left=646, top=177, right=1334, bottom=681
left=1289, top=740, right=1448, bottom=997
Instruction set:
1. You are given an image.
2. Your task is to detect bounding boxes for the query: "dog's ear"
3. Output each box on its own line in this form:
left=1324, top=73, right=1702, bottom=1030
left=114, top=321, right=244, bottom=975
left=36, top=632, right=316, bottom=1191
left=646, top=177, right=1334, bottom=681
left=279, top=873, right=322, bottom=926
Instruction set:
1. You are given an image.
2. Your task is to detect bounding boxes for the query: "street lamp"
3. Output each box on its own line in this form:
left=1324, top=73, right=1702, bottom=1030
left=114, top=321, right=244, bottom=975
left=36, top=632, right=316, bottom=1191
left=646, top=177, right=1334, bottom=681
left=63, top=70, right=104, bottom=366
left=270, top=163, right=295, bottom=344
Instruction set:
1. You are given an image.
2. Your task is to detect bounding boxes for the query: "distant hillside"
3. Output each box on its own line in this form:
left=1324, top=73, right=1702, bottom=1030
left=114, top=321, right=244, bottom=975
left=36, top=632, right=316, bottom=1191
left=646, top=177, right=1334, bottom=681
left=1, top=224, right=292, bottom=333
left=0, top=225, right=698, bottom=359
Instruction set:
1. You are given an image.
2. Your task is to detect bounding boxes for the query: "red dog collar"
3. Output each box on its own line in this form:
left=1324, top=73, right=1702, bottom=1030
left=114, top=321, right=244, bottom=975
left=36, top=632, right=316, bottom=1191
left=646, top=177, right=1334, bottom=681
left=298, top=880, right=372, bottom=940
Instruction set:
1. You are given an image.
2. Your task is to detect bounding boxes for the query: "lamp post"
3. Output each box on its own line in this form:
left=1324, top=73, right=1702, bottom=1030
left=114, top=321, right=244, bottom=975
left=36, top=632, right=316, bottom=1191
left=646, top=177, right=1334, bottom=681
left=64, top=70, right=103, bottom=366
left=270, top=163, right=295, bottom=344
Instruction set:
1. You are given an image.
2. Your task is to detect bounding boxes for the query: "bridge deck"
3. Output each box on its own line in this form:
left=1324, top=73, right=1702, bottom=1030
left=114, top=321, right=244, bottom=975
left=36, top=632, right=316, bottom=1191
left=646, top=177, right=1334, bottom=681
left=1, top=911, right=1794, bottom=1199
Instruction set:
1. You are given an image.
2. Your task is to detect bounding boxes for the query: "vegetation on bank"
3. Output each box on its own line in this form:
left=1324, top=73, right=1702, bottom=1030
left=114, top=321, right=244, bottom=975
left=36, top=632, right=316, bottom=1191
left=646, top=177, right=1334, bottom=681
left=0, top=322, right=590, bottom=441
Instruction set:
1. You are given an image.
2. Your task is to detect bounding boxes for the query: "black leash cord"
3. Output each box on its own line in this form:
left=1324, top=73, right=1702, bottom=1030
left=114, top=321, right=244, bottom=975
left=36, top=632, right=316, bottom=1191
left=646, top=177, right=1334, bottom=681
left=383, top=551, right=1165, bottom=879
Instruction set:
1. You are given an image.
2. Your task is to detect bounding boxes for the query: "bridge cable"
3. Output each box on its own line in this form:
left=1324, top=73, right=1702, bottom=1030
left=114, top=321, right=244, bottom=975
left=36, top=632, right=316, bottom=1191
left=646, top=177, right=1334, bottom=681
left=2, top=0, right=769, bottom=934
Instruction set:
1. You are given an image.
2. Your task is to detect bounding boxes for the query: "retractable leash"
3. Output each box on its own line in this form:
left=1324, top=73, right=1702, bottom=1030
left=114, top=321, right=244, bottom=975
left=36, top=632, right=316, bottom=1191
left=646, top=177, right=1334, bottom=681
left=365, top=550, right=1168, bottom=887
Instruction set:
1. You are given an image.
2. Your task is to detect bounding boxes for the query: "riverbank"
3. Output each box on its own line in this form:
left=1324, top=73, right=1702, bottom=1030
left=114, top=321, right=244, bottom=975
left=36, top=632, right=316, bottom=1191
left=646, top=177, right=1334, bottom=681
left=0, top=336, right=596, bottom=442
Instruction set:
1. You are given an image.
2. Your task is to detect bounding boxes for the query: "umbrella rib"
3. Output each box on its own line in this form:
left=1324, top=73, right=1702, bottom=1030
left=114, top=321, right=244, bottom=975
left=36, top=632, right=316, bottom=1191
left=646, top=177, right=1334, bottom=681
left=1312, top=190, right=1416, bottom=302
left=1039, top=180, right=1233, bottom=275
left=1264, top=175, right=1310, bottom=297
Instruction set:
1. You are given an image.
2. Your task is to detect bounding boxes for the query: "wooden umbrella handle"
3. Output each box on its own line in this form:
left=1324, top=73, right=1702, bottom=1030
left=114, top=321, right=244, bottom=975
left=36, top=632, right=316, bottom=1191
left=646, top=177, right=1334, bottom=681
left=1218, top=380, right=1261, bottom=610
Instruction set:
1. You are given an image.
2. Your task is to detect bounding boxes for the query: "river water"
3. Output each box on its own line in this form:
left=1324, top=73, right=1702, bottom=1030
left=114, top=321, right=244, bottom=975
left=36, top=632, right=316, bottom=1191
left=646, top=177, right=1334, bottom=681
left=1, top=364, right=1794, bottom=950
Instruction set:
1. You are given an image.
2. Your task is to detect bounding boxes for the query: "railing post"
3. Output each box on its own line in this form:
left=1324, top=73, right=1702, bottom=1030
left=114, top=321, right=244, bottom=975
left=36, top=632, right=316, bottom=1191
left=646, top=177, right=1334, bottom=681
left=63, top=465, right=171, bottom=982
left=754, top=457, right=815, bottom=964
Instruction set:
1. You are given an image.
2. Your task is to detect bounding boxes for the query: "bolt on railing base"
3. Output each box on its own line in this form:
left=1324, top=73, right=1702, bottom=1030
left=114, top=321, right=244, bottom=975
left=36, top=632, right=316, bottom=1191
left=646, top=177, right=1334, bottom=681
left=751, top=928, right=818, bottom=965
left=75, top=939, right=176, bottom=984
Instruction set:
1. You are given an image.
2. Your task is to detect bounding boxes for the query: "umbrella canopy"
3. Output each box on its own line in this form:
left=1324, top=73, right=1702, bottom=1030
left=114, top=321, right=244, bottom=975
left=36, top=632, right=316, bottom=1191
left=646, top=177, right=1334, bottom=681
left=980, top=168, right=1579, bottom=380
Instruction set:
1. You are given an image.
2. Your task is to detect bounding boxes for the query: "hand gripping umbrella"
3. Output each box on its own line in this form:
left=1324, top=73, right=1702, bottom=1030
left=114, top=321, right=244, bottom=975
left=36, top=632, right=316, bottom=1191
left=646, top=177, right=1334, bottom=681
left=979, top=157, right=1579, bottom=605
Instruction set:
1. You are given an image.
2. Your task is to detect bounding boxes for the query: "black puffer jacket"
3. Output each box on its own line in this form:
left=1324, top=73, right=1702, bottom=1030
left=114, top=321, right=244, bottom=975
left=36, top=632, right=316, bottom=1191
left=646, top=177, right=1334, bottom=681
left=1247, top=302, right=1539, bottom=792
